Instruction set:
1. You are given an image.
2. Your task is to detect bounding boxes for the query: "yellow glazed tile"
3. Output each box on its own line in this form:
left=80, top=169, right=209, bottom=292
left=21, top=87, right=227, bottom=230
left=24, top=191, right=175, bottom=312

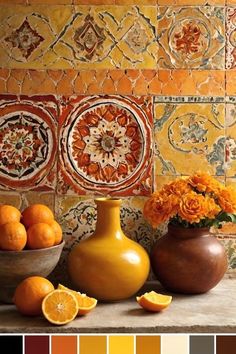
left=0, top=5, right=73, bottom=69
left=157, top=6, right=225, bottom=69
left=109, top=336, right=134, bottom=354
left=52, top=5, right=158, bottom=69
left=226, top=102, right=236, bottom=177
left=154, top=102, right=225, bottom=176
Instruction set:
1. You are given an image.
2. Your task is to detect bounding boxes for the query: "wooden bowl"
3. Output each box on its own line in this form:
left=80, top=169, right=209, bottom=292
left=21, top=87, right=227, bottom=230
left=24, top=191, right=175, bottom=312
left=0, top=240, right=65, bottom=303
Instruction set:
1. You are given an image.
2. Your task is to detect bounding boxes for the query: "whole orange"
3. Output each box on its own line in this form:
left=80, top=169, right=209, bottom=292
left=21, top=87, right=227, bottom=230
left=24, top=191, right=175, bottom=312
left=21, top=204, right=54, bottom=228
left=0, top=222, right=27, bottom=251
left=13, top=276, right=54, bottom=316
left=49, top=220, right=63, bottom=245
left=27, top=223, right=55, bottom=249
left=0, top=205, right=21, bottom=226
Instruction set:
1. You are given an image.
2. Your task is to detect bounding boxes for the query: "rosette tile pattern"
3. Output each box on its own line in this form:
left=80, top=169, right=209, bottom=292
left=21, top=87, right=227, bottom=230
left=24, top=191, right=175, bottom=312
left=157, top=6, right=225, bottom=69
left=59, top=95, right=153, bottom=196
left=0, top=95, right=57, bottom=190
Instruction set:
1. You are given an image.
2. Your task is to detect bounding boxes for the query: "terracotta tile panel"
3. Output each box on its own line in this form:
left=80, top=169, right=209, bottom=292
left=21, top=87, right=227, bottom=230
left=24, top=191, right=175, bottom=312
left=58, top=95, right=153, bottom=196
left=226, top=7, right=236, bottom=70
left=0, top=95, right=58, bottom=191
left=226, top=102, right=236, bottom=177
left=154, top=101, right=225, bottom=176
left=157, top=6, right=225, bottom=69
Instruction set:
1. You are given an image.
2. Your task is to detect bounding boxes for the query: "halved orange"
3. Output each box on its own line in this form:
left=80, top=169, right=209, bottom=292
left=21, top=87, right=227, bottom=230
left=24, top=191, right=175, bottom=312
left=42, top=289, right=79, bottom=325
left=136, top=291, right=172, bottom=312
left=58, top=284, right=97, bottom=316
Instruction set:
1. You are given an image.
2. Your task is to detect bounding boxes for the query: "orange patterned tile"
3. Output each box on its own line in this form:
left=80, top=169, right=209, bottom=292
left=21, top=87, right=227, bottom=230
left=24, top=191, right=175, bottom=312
left=117, top=75, right=132, bottom=95
left=116, top=0, right=156, bottom=4
left=226, top=71, right=236, bottom=95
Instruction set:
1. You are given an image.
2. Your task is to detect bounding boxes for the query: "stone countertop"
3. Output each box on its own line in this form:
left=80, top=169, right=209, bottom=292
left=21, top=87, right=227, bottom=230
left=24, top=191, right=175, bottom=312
left=0, top=279, right=236, bottom=333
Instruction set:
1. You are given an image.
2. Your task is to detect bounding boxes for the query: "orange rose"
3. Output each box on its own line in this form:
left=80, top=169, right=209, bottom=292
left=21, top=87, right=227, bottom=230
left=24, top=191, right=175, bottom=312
left=163, top=179, right=191, bottom=197
left=205, top=196, right=221, bottom=219
left=216, top=187, right=236, bottom=213
left=143, top=193, right=176, bottom=228
left=178, top=191, right=209, bottom=223
left=188, top=173, right=222, bottom=194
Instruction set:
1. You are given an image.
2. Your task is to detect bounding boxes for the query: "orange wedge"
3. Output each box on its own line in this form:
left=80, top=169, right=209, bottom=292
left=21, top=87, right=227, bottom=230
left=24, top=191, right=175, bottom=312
left=136, top=291, right=172, bottom=312
left=57, top=284, right=97, bottom=316
left=42, top=289, right=79, bottom=325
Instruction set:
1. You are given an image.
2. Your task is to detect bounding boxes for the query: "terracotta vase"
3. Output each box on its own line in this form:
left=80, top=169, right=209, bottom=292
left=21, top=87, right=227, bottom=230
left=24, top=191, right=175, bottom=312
left=151, top=225, right=228, bottom=294
left=68, top=198, right=150, bottom=301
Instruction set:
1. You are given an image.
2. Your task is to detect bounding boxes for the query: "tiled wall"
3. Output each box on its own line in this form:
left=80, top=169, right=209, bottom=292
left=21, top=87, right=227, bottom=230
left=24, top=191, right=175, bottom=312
left=0, top=0, right=236, bottom=282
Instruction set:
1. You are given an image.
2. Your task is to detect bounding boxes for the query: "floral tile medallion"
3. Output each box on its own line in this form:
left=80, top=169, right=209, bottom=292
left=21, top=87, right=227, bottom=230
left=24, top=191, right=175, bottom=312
left=226, top=7, right=236, bottom=69
left=154, top=101, right=225, bottom=176
left=0, top=95, right=58, bottom=190
left=157, top=7, right=225, bottom=69
left=59, top=95, right=153, bottom=196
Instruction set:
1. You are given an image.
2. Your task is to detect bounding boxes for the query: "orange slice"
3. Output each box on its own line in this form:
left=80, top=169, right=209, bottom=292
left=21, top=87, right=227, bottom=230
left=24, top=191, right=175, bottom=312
left=136, top=291, right=172, bottom=312
left=58, top=284, right=97, bottom=316
left=42, top=289, right=79, bottom=325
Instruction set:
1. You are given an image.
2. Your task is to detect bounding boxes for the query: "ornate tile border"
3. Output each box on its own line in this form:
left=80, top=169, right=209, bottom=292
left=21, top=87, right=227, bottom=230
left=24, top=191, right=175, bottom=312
left=0, top=95, right=58, bottom=190
left=58, top=95, right=153, bottom=196
left=0, top=69, right=225, bottom=96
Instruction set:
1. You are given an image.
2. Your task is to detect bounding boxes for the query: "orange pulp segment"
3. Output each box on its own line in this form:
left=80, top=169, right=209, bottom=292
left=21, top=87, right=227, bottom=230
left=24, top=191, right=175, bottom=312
left=57, top=284, right=97, bottom=315
left=136, top=291, right=172, bottom=312
left=42, top=289, right=79, bottom=325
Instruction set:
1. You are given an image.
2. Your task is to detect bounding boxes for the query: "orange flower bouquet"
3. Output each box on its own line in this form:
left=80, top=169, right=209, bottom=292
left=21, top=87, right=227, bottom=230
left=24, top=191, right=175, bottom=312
left=143, top=173, right=236, bottom=229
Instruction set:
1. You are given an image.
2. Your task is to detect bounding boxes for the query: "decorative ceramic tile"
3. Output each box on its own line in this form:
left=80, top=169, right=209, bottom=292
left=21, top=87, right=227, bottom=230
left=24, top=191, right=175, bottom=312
left=50, top=195, right=165, bottom=285
left=154, top=102, right=225, bottom=176
left=0, top=95, right=58, bottom=190
left=226, top=7, right=236, bottom=69
left=58, top=95, right=153, bottom=196
left=157, top=7, right=225, bottom=69
left=0, top=5, right=73, bottom=69
left=53, top=5, right=158, bottom=69
left=226, top=102, right=236, bottom=177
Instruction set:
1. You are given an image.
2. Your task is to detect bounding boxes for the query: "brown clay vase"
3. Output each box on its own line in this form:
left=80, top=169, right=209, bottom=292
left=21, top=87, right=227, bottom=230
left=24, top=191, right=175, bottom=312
left=151, top=225, right=228, bottom=294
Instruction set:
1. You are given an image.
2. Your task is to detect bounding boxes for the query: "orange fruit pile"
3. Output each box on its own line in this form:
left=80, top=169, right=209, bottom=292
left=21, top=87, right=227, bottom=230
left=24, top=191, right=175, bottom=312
left=0, top=204, right=63, bottom=251
left=136, top=291, right=172, bottom=312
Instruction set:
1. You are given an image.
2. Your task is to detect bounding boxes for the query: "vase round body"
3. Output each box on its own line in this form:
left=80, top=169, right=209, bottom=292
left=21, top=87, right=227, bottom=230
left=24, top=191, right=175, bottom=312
left=68, top=198, right=150, bottom=301
left=151, top=226, right=228, bottom=294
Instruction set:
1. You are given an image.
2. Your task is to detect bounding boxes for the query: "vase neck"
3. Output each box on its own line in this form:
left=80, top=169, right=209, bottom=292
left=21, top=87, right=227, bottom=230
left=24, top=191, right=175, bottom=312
left=94, top=198, right=123, bottom=239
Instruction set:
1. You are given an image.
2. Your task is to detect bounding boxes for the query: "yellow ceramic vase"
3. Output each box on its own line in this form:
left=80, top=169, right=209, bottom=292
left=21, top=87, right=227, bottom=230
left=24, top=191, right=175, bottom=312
left=68, top=198, right=150, bottom=301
